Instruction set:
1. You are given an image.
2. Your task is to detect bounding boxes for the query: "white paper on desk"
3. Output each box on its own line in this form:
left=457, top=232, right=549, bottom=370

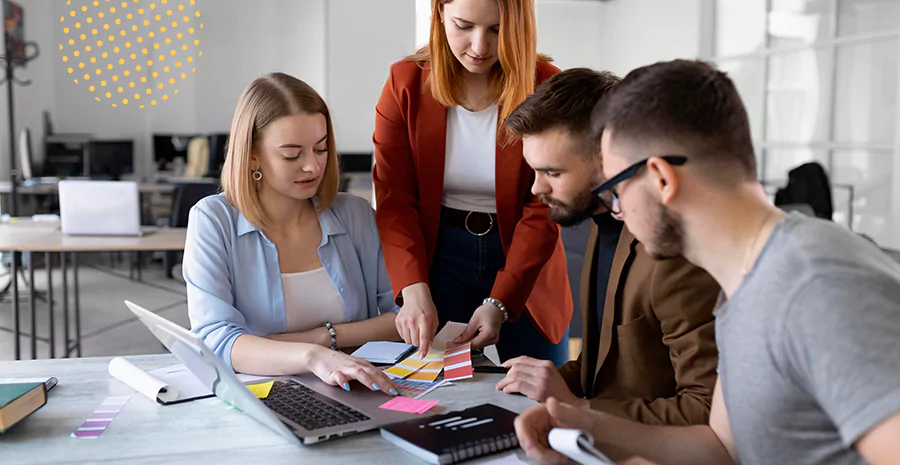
left=351, top=341, right=415, bottom=364
left=109, top=357, right=182, bottom=403
left=111, top=361, right=273, bottom=403
left=148, top=364, right=273, bottom=389
left=146, top=364, right=213, bottom=401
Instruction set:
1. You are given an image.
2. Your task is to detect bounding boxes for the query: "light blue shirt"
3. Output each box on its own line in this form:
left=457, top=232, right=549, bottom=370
left=183, top=193, right=398, bottom=370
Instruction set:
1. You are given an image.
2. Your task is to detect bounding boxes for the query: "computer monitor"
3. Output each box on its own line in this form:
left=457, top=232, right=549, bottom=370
left=153, top=134, right=196, bottom=172
left=89, top=140, right=134, bottom=180
left=340, top=152, right=373, bottom=173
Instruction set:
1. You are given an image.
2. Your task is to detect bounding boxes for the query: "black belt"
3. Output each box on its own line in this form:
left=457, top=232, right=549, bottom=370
left=442, top=207, right=497, bottom=236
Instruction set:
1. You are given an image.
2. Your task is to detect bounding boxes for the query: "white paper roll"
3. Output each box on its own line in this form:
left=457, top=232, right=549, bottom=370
left=108, top=357, right=179, bottom=403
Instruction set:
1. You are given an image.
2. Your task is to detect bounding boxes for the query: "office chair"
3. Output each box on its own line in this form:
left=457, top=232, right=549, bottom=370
left=18, top=128, right=34, bottom=181
left=164, top=183, right=220, bottom=278
left=774, top=162, right=834, bottom=220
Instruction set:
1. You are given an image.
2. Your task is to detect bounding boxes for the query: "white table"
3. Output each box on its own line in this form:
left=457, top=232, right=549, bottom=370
left=0, top=354, right=536, bottom=464
left=0, top=220, right=187, bottom=360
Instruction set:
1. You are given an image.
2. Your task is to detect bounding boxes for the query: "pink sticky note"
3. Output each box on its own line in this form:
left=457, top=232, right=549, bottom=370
left=379, top=396, right=439, bottom=414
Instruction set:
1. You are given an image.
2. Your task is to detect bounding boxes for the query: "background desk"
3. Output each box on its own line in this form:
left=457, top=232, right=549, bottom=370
left=0, top=181, right=194, bottom=196
left=0, top=220, right=187, bottom=360
left=0, top=354, right=536, bottom=465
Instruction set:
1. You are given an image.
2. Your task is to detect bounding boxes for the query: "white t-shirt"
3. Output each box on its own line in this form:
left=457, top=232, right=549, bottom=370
left=282, top=267, right=346, bottom=333
left=442, top=103, right=498, bottom=213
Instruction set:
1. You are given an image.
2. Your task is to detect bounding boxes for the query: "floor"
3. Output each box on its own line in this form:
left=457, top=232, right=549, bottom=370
left=0, top=254, right=582, bottom=362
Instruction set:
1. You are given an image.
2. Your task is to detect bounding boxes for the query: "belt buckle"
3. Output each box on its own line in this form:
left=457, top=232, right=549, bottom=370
left=464, top=211, right=493, bottom=237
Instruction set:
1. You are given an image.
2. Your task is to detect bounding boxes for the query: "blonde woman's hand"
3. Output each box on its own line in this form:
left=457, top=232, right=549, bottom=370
left=308, top=346, right=399, bottom=396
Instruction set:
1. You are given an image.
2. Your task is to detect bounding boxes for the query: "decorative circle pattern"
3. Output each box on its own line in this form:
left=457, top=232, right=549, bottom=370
left=59, top=0, right=203, bottom=109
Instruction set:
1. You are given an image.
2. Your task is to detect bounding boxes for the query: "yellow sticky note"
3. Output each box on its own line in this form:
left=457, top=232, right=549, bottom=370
left=246, top=381, right=274, bottom=399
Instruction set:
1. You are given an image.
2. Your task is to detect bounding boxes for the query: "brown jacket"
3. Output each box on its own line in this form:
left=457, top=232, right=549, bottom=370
left=558, top=224, right=720, bottom=425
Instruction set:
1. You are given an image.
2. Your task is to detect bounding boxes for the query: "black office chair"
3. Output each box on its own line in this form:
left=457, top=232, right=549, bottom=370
left=774, top=162, right=834, bottom=220
left=165, top=183, right=220, bottom=279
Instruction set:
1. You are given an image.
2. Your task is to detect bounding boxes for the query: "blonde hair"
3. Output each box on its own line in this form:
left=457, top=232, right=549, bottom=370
left=408, top=0, right=549, bottom=135
left=221, top=73, right=340, bottom=230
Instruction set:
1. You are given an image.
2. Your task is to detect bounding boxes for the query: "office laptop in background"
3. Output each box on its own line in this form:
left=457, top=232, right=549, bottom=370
left=123, top=300, right=416, bottom=445
left=58, top=180, right=144, bottom=236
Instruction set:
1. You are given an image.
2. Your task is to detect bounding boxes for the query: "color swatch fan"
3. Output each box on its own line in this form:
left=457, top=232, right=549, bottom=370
left=385, top=322, right=474, bottom=386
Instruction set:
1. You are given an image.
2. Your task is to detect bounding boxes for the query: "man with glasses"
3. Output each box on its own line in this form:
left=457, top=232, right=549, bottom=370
left=497, top=68, right=721, bottom=426
left=515, top=60, right=900, bottom=465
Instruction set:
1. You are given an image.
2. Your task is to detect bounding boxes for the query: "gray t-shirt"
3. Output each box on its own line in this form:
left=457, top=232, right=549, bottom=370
left=716, top=213, right=900, bottom=465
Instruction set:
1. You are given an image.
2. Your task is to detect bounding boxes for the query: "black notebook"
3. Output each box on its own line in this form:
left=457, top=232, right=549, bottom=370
left=380, top=403, right=519, bottom=464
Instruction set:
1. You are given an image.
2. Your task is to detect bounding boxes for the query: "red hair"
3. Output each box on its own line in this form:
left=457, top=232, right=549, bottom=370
left=407, top=0, right=550, bottom=137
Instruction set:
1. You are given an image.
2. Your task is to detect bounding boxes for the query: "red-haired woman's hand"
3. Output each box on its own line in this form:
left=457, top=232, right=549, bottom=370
left=396, top=282, right=439, bottom=357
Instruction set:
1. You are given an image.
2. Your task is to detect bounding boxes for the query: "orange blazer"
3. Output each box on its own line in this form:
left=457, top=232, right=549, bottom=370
left=372, top=59, right=573, bottom=344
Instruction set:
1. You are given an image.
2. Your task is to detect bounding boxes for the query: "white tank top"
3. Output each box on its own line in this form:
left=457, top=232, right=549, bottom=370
left=442, top=103, right=498, bottom=213
left=281, top=267, right=346, bottom=333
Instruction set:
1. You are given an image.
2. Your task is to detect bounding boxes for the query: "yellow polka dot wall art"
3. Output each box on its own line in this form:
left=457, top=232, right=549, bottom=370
left=59, top=0, right=203, bottom=109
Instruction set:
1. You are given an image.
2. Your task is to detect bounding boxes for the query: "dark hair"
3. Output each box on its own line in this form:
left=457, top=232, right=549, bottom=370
left=592, top=59, right=757, bottom=181
left=505, top=68, right=620, bottom=155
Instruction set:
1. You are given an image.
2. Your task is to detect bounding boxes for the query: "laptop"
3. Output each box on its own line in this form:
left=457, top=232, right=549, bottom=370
left=58, top=180, right=145, bottom=236
left=123, top=300, right=416, bottom=445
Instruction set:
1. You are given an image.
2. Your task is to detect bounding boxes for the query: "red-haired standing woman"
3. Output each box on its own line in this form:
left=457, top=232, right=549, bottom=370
left=373, top=0, right=572, bottom=366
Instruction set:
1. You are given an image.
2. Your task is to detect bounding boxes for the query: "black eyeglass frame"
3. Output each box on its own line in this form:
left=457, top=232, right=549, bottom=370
left=591, top=155, right=688, bottom=214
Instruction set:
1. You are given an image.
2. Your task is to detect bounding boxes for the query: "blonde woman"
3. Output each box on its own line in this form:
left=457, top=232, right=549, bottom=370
left=184, top=73, right=399, bottom=396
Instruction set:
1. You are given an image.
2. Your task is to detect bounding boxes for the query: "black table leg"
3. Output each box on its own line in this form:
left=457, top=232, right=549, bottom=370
left=28, top=251, right=35, bottom=359
left=74, top=252, right=81, bottom=357
left=62, top=252, right=69, bottom=358
left=46, top=252, right=54, bottom=359
left=12, top=250, right=20, bottom=361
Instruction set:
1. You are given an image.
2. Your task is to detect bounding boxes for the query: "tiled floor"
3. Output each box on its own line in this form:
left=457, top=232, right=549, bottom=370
left=0, top=255, right=189, bottom=361
left=0, top=254, right=583, bottom=362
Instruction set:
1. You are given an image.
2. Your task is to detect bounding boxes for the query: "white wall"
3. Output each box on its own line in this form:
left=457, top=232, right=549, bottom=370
left=192, top=0, right=327, bottom=136
left=325, top=0, right=415, bottom=153
left=536, top=1, right=605, bottom=71
left=536, top=0, right=703, bottom=78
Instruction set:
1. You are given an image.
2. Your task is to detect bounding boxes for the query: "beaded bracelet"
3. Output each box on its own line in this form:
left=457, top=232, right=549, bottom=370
left=324, top=322, right=337, bottom=350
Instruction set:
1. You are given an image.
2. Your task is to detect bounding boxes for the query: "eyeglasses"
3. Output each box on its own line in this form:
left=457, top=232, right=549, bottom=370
left=592, top=155, right=688, bottom=215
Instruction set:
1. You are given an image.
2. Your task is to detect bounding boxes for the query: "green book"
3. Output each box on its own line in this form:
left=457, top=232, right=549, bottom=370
left=0, top=382, right=47, bottom=434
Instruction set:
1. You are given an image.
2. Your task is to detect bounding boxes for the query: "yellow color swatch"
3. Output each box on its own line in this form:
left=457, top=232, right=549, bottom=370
left=385, top=357, right=429, bottom=379
left=406, top=361, right=443, bottom=382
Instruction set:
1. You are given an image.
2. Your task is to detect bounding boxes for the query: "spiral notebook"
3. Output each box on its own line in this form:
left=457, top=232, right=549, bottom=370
left=380, top=403, right=519, bottom=464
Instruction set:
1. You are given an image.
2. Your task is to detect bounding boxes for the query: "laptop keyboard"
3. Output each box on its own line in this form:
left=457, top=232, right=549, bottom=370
left=261, top=380, right=371, bottom=431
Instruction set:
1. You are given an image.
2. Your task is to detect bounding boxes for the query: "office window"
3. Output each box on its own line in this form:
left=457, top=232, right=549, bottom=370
left=708, top=0, right=900, bottom=247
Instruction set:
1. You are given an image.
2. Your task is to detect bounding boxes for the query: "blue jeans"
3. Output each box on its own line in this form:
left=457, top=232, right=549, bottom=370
left=429, top=217, right=570, bottom=367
